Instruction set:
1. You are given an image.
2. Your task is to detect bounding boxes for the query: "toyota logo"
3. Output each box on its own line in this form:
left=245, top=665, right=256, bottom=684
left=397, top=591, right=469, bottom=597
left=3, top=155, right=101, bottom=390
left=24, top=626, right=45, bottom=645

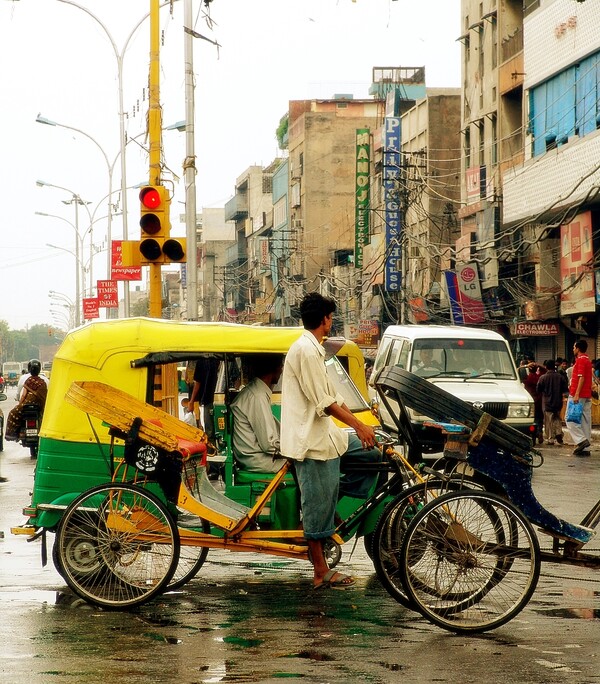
left=472, top=401, right=484, bottom=409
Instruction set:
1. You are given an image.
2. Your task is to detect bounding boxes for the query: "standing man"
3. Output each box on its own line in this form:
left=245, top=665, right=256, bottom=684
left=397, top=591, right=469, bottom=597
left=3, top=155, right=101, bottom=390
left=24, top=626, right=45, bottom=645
left=281, top=292, right=381, bottom=590
left=188, top=357, right=219, bottom=442
left=567, top=339, right=593, bottom=456
left=536, top=359, right=568, bottom=445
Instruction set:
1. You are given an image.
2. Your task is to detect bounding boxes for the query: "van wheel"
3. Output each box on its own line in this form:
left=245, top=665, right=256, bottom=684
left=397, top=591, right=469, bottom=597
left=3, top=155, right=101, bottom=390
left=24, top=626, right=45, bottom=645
left=377, top=368, right=533, bottom=457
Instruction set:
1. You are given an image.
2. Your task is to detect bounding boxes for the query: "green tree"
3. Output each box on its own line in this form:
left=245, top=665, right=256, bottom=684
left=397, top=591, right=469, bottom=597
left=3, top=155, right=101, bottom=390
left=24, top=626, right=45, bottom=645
left=276, top=114, right=289, bottom=151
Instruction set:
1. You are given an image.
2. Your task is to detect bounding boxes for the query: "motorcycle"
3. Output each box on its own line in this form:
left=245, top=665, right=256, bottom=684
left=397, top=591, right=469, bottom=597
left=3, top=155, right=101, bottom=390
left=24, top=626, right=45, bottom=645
left=18, top=404, right=41, bottom=459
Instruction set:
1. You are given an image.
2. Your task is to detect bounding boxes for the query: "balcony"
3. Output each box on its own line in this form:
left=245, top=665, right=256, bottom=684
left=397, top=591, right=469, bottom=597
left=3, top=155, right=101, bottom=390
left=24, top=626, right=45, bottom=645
left=224, top=194, right=249, bottom=222
left=225, top=241, right=247, bottom=265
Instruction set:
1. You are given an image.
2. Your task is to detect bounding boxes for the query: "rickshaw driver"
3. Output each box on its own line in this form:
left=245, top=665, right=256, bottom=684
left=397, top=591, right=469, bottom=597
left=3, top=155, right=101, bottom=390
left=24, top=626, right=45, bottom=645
left=231, top=353, right=287, bottom=473
left=281, top=292, right=382, bottom=591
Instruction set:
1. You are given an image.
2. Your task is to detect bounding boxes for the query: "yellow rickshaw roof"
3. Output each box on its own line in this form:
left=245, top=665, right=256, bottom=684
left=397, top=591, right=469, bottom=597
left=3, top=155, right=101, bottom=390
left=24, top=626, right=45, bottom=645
left=56, top=318, right=309, bottom=369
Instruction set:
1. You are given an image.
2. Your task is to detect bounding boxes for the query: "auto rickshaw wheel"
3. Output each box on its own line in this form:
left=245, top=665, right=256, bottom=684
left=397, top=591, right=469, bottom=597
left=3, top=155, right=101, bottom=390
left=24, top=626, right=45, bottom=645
left=55, top=483, right=180, bottom=609
left=53, top=512, right=109, bottom=582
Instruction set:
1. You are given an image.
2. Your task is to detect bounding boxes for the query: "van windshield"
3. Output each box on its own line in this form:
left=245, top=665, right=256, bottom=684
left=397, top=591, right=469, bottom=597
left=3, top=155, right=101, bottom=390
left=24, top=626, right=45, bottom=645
left=410, top=339, right=517, bottom=380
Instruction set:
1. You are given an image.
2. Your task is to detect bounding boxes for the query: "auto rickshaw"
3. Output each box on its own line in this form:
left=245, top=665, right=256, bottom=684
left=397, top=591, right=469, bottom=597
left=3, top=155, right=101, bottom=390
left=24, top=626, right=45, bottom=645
left=14, top=317, right=414, bottom=592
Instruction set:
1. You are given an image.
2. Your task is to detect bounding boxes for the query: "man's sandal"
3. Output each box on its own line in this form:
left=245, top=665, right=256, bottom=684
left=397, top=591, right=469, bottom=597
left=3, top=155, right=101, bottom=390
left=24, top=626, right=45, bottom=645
left=313, top=569, right=356, bottom=590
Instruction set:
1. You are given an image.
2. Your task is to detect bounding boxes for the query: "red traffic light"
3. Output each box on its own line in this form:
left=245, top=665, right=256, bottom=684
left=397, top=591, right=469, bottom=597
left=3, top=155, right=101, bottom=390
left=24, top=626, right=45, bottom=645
left=139, top=186, right=162, bottom=210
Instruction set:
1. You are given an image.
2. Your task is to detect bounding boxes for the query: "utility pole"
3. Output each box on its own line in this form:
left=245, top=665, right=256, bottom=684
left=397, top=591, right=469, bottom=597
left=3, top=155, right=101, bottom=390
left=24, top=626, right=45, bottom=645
left=148, top=0, right=162, bottom=317
left=184, top=0, right=198, bottom=320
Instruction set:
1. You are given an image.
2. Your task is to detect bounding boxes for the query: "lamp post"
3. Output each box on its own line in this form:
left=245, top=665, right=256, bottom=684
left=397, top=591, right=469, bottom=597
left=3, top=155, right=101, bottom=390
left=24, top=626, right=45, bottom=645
left=49, top=290, right=75, bottom=329
left=36, top=115, right=115, bottom=283
left=36, top=182, right=91, bottom=327
left=55, top=0, right=181, bottom=316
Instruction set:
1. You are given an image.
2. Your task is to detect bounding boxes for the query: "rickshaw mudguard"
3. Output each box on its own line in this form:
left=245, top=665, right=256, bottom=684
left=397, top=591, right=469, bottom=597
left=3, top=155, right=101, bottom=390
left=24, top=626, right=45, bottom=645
left=31, top=493, right=84, bottom=530
left=468, top=441, right=595, bottom=544
left=30, top=436, right=116, bottom=512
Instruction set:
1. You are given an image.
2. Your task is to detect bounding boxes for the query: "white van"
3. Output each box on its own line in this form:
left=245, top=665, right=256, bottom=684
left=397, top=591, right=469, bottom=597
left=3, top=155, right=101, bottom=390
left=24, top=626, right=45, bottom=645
left=370, top=325, right=535, bottom=452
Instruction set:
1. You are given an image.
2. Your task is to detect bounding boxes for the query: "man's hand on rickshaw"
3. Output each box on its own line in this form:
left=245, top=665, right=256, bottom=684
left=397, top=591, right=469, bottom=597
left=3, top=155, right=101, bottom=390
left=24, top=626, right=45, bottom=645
left=355, top=422, right=377, bottom=450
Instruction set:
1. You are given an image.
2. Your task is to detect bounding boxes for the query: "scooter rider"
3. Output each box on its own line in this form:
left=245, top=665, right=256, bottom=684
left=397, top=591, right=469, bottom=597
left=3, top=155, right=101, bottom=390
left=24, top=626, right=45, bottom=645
left=5, top=359, right=48, bottom=441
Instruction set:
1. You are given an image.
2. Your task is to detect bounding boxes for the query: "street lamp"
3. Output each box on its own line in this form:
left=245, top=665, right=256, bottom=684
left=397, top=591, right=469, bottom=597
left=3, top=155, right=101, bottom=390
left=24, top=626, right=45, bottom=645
left=36, top=182, right=90, bottom=327
left=54, top=0, right=181, bottom=316
left=36, top=114, right=115, bottom=283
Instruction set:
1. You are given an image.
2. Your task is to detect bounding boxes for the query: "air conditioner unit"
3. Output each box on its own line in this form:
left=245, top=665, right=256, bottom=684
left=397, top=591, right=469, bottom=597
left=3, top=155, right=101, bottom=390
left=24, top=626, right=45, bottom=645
left=293, top=219, right=303, bottom=229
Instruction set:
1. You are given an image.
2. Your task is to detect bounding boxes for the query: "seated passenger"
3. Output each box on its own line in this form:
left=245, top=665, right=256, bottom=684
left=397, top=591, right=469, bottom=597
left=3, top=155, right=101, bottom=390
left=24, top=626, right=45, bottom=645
left=231, top=353, right=287, bottom=473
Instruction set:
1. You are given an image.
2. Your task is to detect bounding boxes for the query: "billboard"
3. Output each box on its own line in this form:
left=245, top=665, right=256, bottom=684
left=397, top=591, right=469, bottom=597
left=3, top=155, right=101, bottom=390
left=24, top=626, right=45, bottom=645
left=560, top=211, right=595, bottom=315
left=355, top=128, right=370, bottom=268
left=383, top=117, right=402, bottom=291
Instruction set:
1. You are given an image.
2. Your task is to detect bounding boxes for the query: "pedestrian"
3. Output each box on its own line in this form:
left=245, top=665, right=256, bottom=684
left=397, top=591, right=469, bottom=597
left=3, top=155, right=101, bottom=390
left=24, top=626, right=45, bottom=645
left=280, top=292, right=383, bottom=590
left=523, top=359, right=545, bottom=444
left=518, top=358, right=529, bottom=383
left=536, top=359, right=568, bottom=445
left=567, top=339, right=593, bottom=456
left=188, top=356, right=219, bottom=442
left=556, top=357, right=568, bottom=383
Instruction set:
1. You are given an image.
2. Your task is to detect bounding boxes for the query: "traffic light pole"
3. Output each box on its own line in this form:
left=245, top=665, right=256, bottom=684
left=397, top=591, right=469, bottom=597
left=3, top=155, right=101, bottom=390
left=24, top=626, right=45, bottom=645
left=148, top=0, right=162, bottom=318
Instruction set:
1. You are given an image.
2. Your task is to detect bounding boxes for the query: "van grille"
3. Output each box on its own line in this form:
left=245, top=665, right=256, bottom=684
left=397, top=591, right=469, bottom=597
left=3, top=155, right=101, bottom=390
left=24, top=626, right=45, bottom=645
left=469, top=401, right=508, bottom=420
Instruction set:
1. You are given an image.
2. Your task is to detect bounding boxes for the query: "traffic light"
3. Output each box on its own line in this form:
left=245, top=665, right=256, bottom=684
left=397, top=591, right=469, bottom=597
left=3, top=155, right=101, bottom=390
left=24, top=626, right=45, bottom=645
left=162, top=237, right=187, bottom=262
left=138, top=185, right=186, bottom=263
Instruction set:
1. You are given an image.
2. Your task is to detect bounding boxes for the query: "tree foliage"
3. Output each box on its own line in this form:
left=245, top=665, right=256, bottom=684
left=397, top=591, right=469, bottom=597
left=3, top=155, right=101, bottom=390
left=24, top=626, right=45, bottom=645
left=0, top=320, right=60, bottom=363
left=276, top=114, right=289, bottom=151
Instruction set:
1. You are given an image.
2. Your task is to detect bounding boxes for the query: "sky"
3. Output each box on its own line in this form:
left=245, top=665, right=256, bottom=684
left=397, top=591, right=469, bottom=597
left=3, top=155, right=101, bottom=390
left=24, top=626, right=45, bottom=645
left=0, top=0, right=460, bottom=331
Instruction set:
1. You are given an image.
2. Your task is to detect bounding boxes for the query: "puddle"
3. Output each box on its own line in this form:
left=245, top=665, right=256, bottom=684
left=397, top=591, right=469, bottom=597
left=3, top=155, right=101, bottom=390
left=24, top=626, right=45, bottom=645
left=534, top=608, right=600, bottom=620
left=0, top=589, right=59, bottom=604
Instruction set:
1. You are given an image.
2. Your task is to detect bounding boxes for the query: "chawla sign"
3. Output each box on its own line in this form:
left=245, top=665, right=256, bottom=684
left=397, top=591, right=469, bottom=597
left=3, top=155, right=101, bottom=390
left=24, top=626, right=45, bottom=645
left=512, top=322, right=559, bottom=336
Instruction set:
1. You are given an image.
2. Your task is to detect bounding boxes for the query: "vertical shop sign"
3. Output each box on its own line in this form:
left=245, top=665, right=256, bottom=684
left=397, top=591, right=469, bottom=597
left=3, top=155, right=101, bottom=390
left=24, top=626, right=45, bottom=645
left=383, top=117, right=402, bottom=291
left=456, top=262, right=486, bottom=323
left=355, top=128, right=370, bottom=268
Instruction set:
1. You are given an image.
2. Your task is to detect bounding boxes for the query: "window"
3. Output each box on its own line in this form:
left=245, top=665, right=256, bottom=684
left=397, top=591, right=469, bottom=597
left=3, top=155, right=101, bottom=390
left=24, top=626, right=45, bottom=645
left=530, top=54, right=600, bottom=157
left=464, top=127, right=471, bottom=168
left=491, top=113, right=498, bottom=165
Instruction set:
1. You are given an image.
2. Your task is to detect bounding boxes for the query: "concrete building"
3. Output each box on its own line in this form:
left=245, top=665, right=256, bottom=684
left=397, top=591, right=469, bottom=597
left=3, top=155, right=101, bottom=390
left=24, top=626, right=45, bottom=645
left=223, top=164, right=281, bottom=322
left=400, top=89, right=462, bottom=319
left=501, top=0, right=600, bottom=360
left=198, top=208, right=235, bottom=322
left=287, top=95, right=386, bottom=326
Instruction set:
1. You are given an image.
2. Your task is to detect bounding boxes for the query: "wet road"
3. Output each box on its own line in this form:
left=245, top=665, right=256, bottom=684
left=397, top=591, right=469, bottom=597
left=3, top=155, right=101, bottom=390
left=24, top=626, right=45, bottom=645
left=1, top=438, right=600, bottom=684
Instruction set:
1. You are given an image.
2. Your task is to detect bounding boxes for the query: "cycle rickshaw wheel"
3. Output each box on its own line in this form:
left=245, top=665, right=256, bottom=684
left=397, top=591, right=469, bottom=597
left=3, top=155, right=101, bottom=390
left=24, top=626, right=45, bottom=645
left=169, top=519, right=211, bottom=590
left=55, top=483, right=180, bottom=609
left=373, top=478, right=484, bottom=608
left=399, top=490, right=541, bottom=633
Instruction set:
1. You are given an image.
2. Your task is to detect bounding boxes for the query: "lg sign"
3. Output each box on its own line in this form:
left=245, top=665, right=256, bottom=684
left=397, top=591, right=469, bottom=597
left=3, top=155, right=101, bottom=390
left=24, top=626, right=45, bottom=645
left=461, top=267, right=476, bottom=283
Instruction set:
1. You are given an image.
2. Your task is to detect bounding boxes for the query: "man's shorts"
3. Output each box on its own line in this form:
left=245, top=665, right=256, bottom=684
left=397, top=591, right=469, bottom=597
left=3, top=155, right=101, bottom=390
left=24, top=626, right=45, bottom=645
left=294, top=457, right=340, bottom=540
